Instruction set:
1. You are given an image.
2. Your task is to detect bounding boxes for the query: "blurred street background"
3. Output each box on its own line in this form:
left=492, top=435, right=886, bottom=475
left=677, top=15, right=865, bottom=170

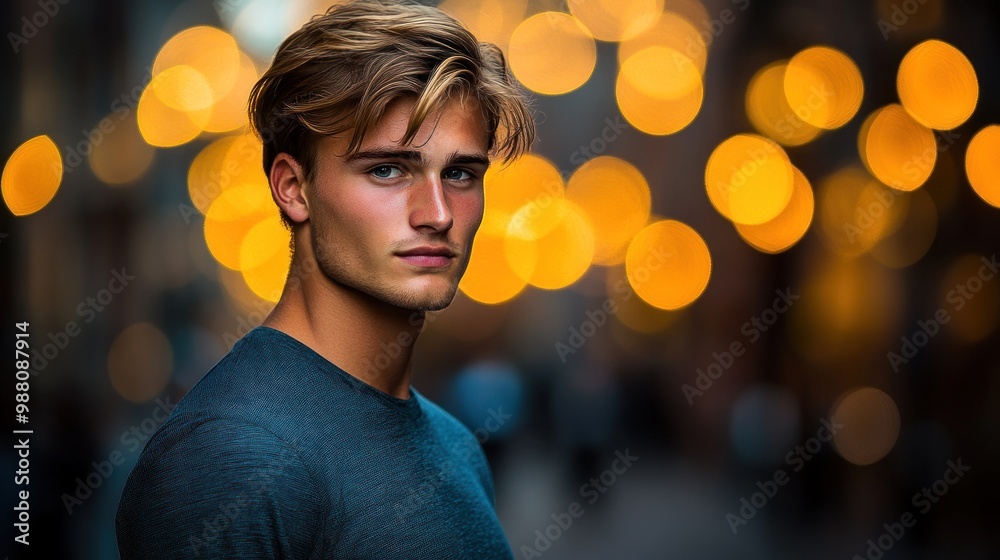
left=2, top=0, right=999, bottom=558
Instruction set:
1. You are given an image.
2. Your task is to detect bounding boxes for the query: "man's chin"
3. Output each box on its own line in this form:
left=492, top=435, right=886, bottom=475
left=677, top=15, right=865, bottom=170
left=385, top=279, right=460, bottom=312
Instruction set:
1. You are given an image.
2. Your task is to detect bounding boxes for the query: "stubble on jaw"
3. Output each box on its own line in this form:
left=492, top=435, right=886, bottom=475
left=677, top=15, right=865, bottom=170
left=308, top=223, right=467, bottom=313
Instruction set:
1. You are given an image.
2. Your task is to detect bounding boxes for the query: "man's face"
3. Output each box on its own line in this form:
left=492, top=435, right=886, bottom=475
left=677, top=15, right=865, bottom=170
left=303, top=95, right=490, bottom=312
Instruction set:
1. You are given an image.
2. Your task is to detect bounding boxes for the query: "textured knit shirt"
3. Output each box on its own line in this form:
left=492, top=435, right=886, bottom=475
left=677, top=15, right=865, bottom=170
left=115, top=325, right=514, bottom=559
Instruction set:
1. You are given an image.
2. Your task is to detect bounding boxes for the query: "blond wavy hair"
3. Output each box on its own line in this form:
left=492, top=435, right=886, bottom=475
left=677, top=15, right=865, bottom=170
left=248, top=0, right=535, bottom=209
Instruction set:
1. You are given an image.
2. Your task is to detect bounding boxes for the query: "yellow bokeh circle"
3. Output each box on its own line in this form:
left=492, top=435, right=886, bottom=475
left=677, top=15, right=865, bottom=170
left=860, top=104, right=937, bottom=192
left=705, top=134, right=794, bottom=225
left=618, top=11, right=707, bottom=74
left=505, top=198, right=594, bottom=290
left=566, top=156, right=652, bottom=265
left=459, top=209, right=533, bottom=304
left=784, top=46, right=864, bottom=130
left=735, top=166, right=814, bottom=253
left=2, top=135, right=62, bottom=216
left=616, top=46, right=703, bottom=135
left=567, top=0, right=663, bottom=42
left=746, top=62, right=823, bottom=146
left=625, top=220, right=711, bottom=310
left=897, top=39, right=978, bottom=130
left=508, top=12, right=596, bottom=95
left=965, top=125, right=1000, bottom=208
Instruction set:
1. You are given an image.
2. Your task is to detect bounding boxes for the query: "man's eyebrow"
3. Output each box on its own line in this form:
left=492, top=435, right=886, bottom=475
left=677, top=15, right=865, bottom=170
left=347, top=148, right=424, bottom=163
left=346, top=148, right=490, bottom=167
left=447, top=152, right=491, bottom=167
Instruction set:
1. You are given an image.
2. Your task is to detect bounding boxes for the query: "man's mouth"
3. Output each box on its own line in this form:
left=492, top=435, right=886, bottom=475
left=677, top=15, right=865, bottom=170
left=395, top=246, right=457, bottom=268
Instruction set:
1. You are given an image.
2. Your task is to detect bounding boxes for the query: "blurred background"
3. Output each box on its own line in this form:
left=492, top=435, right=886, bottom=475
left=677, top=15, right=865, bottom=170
left=2, top=0, right=999, bottom=558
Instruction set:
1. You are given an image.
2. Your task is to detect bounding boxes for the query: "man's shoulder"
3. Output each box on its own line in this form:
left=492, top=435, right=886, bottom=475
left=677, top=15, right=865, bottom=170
left=414, top=391, right=491, bottom=465
left=168, top=326, right=346, bottom=425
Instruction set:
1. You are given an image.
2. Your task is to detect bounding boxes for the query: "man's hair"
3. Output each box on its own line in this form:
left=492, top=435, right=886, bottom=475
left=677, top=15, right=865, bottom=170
left=248, top=0, right=536, bottom=227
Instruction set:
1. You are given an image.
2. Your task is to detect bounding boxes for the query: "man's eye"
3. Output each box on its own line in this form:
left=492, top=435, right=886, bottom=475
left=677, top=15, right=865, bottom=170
left=443, top=168, right=473, bottom=181
left=370, top=165, right=402, bottom=179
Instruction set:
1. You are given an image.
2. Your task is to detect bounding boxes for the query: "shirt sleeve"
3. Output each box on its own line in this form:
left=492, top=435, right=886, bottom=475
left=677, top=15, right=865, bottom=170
left=115, top=417, right=330, bottom=559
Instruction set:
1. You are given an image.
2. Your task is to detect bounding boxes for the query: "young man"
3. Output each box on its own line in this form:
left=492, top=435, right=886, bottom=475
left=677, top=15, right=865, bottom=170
left=115, top=1, right=535, bottom=557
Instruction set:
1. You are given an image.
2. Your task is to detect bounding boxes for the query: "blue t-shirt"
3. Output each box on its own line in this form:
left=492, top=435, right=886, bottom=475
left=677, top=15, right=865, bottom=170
left=116, top=326, right=514, bottom=559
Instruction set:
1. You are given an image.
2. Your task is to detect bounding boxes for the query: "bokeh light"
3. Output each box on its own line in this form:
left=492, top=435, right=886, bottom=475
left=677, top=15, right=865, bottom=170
left=508, top=12, right=597, bottom=95
left=439, top=0, right=528, bottom=53
left=567, top=0, right=664, bottom=42
left=87, top=114, right=155, bottom=186
left=618, top=11, right=707, bottom=74
left=816, top=166, right=909, bottom=257
left=240, top=214, right=292, bottom=302
left=459, top=209, right=533, bottom=304
left=859, top=104, right=937, bottom=192
left=939, top=255, right=1000, bottom=343
left=107, top=322, right=174, bottom=403
left=203, top=51, right=260, bottom=133
left=188, top=135, right=240, bottom=214
left=137, top=79, right=210, bottom=147
left=616, top=46, right=703, bottom=136
left=831, top=387, right=901, bottom=466
left=566, top=156, right=652, bottom=265
left=188, top=133, right=269, bottom=215
left=484, top=154, right=565, bottom=220
left=784, top=46, right=864, bottom=130
left=506, top=198, right=595, bottom=290
left=152, top=65, right=215, bottom=112
left=965, top=124, right=1000, bottom=208
left=875, top=0, right=944, bottom=38
left=203, top=183, right=279, bottom=270
left=223, top=0, right=338, bottom=61
left=664, top=0, right=710, bottom=29
left=2, top=135, right=62, bottom=216
left=791, top=257, right=903, bottom=362
left=735, top=166, right=814, bottom=253
left=625, top=219, right=710, bottom=310
left=897, top=39, right=978, bottom=130
left=705, top=134, right=794, bottom=225
left=745, top=62, right=823, bottom=146
left=605, top=266, right=681, bottom=333
left=871, top=188, right=938, bottom=269
left=153, top=26, right=241, bottom=106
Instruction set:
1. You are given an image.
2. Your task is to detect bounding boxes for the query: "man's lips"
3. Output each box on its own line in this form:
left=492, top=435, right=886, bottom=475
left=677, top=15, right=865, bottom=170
left=395, top=246, right=457, bottom=268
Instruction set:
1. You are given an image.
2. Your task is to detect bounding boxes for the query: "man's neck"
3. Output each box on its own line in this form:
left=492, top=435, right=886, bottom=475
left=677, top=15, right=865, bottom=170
left=261, top=254, right=425, bottom=400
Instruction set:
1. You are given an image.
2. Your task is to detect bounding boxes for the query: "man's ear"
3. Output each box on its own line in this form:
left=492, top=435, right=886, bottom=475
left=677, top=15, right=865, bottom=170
left=269, top=153, right=310, bottom=224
